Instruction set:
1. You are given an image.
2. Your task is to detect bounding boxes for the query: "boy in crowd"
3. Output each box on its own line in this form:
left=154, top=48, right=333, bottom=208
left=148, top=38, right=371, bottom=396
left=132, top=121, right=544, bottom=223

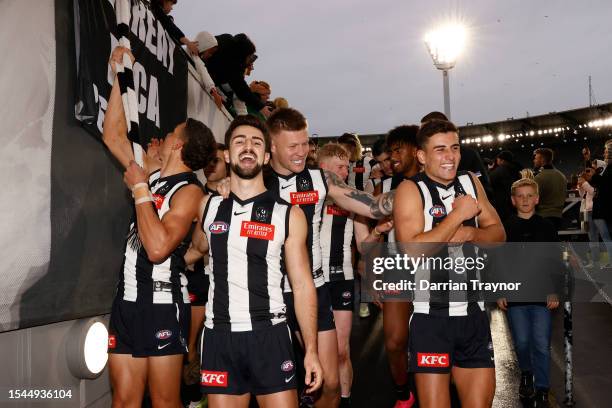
left=497, top=178, right=560, bottom=408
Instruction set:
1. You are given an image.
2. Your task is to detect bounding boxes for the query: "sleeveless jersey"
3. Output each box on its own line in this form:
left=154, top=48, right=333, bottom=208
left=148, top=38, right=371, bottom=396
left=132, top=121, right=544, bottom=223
left=203, top=190, right=290, bottom=331
left=264, top=167, right=327, bottom=291
left=119, top=170, right=202, bottom=304
left=320, top=202, right=354, bottom=282
left=348, top=156, right=376, bottom=191
left=411, top=171, right=484, bottom=316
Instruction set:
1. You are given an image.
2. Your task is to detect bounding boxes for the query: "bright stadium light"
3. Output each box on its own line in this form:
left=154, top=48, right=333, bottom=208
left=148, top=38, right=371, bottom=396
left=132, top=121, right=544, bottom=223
left=424, top=22, right=467, bottom=119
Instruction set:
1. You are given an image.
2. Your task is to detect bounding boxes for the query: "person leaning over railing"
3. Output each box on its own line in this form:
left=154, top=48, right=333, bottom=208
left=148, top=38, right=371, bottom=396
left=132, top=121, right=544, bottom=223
left=151, top=0, right=199, bottom=55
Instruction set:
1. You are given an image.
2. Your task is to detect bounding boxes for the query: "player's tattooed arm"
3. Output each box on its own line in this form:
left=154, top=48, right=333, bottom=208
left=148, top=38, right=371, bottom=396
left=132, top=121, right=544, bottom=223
left=325, top=170, right=394, bottom=219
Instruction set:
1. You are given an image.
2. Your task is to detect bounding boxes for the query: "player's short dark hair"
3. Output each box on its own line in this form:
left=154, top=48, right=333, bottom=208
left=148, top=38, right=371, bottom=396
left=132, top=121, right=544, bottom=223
left=534, top=147, right=554, bottom=164
left=224, top=115, right=270, bottom=152
left=386, top=125, right=419, bottom=148
left=420, top=111, right=448, bottom=124
left=372, top=138, right=388, bottom=157
left=416, top=119, right=458, bottom=149
left=181, top=118, right=217, bottom=171
left=266, top=108, right=307, bottom=135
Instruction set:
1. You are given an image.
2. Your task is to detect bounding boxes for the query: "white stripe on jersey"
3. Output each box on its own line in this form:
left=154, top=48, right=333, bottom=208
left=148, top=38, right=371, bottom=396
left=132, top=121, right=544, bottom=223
left=204, top=196, right=288, bottom=331
left=275, top=169, right=327, bottom=290
left=413, top=173, right=483, bottom=316
left=320, top=204, right=354, bottom=281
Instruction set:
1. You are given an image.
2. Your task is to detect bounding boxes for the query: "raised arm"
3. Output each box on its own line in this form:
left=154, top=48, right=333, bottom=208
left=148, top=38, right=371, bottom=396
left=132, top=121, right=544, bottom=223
left=125, top=162, right=203, bottom=263
left=325, top=170, right=394, bottom=219
left=102, top=47, right=135, bottom=169
left=284, top=206, right=323, bottom=392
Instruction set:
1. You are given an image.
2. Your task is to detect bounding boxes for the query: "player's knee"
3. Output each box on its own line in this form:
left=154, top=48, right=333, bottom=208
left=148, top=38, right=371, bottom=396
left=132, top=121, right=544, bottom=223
left=337, top=343, right=350, bottom=365
left=322, top=371, right=340, bottom=396
left=384, top=334, right=407, bottom=353
left=150, top=392, right=178, bottom=407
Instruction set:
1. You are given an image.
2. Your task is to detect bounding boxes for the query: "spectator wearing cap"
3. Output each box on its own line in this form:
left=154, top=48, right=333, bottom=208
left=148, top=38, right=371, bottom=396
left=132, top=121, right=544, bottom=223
left=588, top=139, right=612, bottom=269
left=151, top=0, right=199, bottom=55
left=533, top=148, right=567, bottom=230
left=205, top=33, right=272, bottom=119
left=489, top=150, right=522, bottom=224
left=192, top=31, right=223, bottom=109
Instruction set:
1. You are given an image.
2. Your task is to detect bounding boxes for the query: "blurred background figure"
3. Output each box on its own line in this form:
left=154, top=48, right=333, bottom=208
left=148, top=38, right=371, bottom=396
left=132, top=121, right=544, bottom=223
left=533, top=148, right=567, bottom=230
left=193, top=31, right=223, bottom=109
left=489, top=150, right=522, bottom=224
left=151, top=0, right=199, bottom=55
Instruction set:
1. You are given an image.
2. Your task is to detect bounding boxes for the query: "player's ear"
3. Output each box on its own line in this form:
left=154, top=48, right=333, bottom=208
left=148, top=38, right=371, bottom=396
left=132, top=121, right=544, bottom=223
left=264, top=152, right=270, bottom=165
left=224, top=149, right=230, bottom=164
left=416, top=149, right=426, bottom=165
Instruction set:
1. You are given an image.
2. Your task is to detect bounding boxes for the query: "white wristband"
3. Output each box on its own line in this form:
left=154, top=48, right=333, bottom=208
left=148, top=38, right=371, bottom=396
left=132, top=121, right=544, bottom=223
left=131, top=182, right=148, bottom=192
left=135, top=196, right=154, bottom=205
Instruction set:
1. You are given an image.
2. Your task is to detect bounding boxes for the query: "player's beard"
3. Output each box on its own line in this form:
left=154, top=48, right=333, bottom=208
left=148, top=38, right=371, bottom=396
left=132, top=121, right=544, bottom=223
left=231, top=161, right=262, bottom=180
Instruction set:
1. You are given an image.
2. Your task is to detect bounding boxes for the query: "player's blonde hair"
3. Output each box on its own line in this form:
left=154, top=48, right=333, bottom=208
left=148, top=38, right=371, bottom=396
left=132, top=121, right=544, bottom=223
left=317, top=142, right=349, bottom=166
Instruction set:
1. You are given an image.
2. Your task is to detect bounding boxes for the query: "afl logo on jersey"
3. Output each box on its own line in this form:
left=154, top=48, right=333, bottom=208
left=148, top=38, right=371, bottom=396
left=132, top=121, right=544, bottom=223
left=209, top=221, right=229, bottom=234
left=429, top=205, right=447, bottom=218
left=342, top=291, right=352, bottom=299
left=155, top=329, right=173, bottom=340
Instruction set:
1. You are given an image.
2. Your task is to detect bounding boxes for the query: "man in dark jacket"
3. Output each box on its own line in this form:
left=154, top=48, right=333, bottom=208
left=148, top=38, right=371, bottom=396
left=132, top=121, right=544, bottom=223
left=205, top=33, right=272, bottom=118
left=489, top=150, right=522, bottom=224
left=590, top=139, right=612, bottom=268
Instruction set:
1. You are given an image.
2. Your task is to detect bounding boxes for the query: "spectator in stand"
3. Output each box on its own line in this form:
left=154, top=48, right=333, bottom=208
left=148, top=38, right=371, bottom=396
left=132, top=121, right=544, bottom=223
left=192, top=31, right=223, bottom=109
left=578, top=167, right=598, bottom=267
left=248, top=80, right=273, bottom=121
left=533, top=148, right=567, bottom=230
left=205, top=33, right=272, bottom=119
left=420, top=111, right=493, bottom=198
left=273, top=97, right=289, bottom=110
left=489, top=150, right=522, bottom=224
left=151, top=0, right=199, bottom=55
left=589, top=139, right=612, bottom=269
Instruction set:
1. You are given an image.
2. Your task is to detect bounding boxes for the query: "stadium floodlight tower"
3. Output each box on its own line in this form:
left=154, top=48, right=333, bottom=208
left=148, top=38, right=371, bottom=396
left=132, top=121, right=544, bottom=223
left=424, top=23, right=467, bottom=120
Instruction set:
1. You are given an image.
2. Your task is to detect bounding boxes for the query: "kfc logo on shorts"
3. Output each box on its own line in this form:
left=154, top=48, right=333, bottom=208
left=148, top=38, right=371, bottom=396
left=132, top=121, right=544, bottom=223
left=240, top=221, right=275, bottom=240
left=188, top=293, right=197, bottom=303
left=342, top=291, right=352, bottom=299
left=152, top=194, right=164, bottom=210
left=417, top=353, right=449, bottom=367
left=201, top=370, right=228, bottom=387
left=108, top=335, right=116, bottom=349
left=290, top=191, right=319, bottom=205
left=155, top=329, right=173, bottom=340
left=429, top=205, right=447, bottom=218
left=281, top=360, right=294, bottom=372
left=209, top=221, right=229, bottom=234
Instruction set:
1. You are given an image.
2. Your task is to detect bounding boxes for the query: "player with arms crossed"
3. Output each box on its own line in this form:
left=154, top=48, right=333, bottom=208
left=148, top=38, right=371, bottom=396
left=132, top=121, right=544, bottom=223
left=394, top=119, right=505, bottom=408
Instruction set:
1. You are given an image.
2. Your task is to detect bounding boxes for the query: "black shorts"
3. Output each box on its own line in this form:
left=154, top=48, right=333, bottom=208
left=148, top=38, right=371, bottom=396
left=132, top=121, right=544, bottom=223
left=284, top=284, right=336, bottom=333
left=108, top=298, right=189, bottom=357
left=328, top=280, right=354, bottom=311
left=200, top=323, right=297, bottom=395
left=187, top=271, right=209, bottom=307
left=408, top=310, right=494, bottom=374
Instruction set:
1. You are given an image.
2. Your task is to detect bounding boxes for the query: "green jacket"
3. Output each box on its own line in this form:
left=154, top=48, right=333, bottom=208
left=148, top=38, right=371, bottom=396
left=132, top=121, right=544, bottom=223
left=535, top=167, right=567, bottom=219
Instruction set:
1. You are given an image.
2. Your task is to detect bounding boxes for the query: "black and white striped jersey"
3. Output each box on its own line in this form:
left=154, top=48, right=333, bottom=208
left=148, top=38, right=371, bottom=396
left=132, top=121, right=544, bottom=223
left=119, top=170, right=202, bottom=304
left=203, top=190, right=291, bottom=331
left=410, top=171, right=484, bottom=316
left=348, top=156, right=376, bottom=191
left=372, top=175, right=392, bottom=189
left=264, top=167, right=328, bottom=290
left=382, top=174, right=406, bottom=243
left=320, top=203, right=354, bottom=282
left=347, top=156, right=376, bottom=191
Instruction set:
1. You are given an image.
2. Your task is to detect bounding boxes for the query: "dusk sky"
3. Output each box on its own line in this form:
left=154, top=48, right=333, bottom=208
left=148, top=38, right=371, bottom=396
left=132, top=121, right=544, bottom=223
left=173, top=0, right=612, bottom=137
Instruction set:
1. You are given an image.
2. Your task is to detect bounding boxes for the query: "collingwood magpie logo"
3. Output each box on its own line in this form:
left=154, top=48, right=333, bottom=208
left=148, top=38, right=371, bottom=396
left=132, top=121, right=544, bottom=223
left=255, top=207, right=268, bottom=222
left=298, top=177, right=311, bottom=191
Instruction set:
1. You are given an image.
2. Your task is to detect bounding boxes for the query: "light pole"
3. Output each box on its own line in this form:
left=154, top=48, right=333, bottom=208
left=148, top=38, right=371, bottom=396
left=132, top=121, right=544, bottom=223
left=424, top=23, right=467, bottom=120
